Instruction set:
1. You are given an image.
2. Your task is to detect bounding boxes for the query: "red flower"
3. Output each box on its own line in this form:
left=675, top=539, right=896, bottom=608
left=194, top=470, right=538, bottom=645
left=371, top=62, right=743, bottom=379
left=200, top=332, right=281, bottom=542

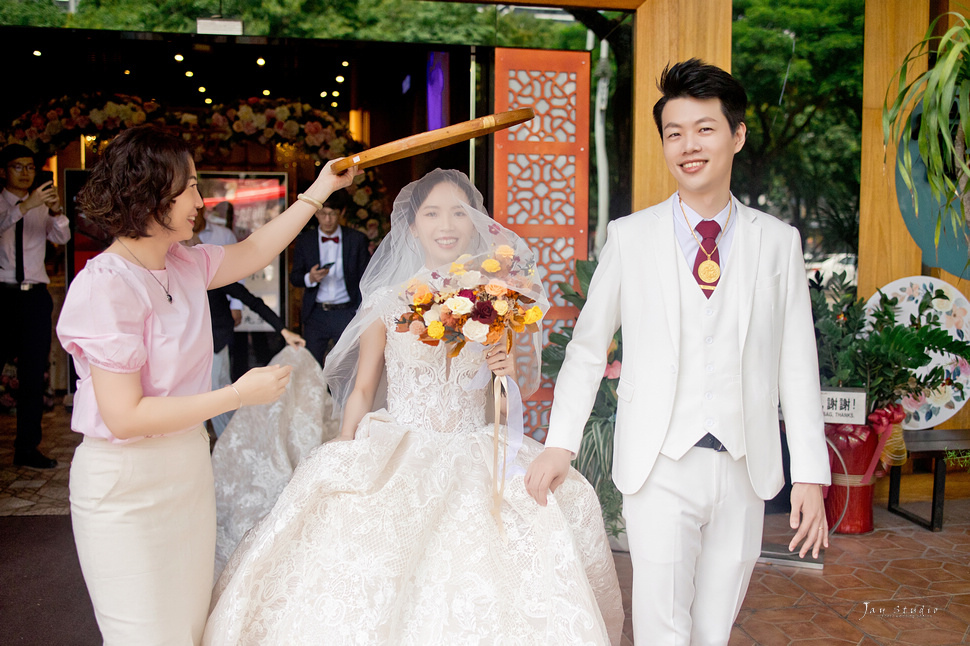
left=471, top=300, right=497, bottom=324
left=459, top=289, right=475, bottom=300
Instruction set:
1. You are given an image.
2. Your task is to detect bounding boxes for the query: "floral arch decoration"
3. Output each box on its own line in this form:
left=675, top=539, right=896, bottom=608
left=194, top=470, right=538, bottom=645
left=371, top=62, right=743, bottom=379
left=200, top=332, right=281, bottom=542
left=2, top=93, right=388, bottom=246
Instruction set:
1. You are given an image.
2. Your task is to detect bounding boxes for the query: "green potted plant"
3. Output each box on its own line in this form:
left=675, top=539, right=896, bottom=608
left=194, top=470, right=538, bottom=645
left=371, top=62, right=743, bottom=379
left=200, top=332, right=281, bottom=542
left=541, top=260, right=625, bottom=540
left=884, top=11, right=970, bottom=242
left=810, top=270, right=970, bottom=532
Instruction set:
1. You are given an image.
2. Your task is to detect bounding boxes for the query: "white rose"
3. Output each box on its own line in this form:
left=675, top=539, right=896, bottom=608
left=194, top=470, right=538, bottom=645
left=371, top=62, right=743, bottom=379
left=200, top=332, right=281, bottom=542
left=459, top=270, right=483, bottom=289
left=462, top=319, right=490, bottom=344
left=932, top=297, right=953, bottom=313
left=275, top=106, right=290, bottom=121
left=927, top=386, right=952, bottom=407
left=422, top=304, right=441, bottom=325
left=237, top=105, right=255, bottom=121
left=493, top=299, right=509, bottom=316
left=444, top=296, right=474, bottom=316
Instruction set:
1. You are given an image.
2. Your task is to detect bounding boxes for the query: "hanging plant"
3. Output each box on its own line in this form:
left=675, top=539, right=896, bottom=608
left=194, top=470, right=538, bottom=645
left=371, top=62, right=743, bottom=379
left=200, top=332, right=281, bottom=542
left=884, top=11, right=970, bottom=246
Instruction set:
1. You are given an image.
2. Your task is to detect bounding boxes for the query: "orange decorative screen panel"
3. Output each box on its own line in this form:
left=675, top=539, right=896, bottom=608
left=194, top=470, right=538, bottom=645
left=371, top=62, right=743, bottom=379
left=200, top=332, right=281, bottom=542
left=493, top=48, right=590, bottom=442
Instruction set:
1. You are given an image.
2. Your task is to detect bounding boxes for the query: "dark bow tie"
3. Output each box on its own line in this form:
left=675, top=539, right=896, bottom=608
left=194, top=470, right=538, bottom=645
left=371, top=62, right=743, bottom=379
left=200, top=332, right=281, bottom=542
left=321, top=235, right=340, bottom=244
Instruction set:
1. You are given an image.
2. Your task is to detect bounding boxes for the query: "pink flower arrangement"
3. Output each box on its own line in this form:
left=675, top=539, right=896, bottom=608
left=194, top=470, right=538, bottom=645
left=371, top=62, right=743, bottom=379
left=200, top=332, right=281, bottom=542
left=604, top=360, right=622, bottom=379
left=2, top=93, right=389, bottom=245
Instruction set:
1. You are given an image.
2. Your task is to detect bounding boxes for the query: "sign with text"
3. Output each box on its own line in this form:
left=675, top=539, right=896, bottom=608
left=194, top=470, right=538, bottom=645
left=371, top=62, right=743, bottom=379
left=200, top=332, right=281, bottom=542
left=821, top=388, right=867, bottom=424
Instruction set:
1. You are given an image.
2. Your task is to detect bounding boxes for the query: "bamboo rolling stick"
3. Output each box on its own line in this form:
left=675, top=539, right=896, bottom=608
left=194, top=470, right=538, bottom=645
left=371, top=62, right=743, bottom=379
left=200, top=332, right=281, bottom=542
left=331, top=108, right=535, bottom=173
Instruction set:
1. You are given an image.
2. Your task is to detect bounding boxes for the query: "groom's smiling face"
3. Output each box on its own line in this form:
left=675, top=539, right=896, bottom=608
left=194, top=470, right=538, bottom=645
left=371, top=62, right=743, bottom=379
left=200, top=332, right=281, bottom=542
left=660, top=96, right=746, bottom=202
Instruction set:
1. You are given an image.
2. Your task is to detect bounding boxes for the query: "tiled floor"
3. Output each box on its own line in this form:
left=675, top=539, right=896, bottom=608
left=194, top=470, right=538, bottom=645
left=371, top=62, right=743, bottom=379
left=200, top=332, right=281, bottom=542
left=613, top=502, right=970, bottom=645
left=3, top=403, right=970, bottom=645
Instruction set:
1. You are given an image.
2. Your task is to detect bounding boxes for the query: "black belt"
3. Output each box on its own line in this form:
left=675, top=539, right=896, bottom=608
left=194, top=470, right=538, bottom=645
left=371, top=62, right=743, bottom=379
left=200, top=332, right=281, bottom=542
left=0, top=282, right=42, bottom=292
left=695, top=432, right=727, bottom=452
left=315, top=301, right=354, bottom=311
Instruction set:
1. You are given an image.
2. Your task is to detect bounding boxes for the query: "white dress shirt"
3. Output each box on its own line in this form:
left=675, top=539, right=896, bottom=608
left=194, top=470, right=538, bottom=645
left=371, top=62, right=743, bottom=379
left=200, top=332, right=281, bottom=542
left=199, top=220, right=242, bottom=310
left=305, top=225, right=350, bottom=305
left=672, top=192, right=737, bottom=272
left=0, top=188, right=70, bottom=285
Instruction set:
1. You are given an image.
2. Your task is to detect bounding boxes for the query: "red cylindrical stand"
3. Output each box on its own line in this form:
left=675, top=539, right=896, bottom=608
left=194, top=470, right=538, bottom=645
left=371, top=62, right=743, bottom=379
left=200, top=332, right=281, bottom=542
left=824, top=423, right=878, bottom=534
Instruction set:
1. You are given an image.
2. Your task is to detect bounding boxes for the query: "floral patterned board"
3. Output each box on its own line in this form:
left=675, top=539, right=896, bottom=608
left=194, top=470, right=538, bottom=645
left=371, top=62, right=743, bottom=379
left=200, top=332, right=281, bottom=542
left=866, top=276, right=970, bottom=430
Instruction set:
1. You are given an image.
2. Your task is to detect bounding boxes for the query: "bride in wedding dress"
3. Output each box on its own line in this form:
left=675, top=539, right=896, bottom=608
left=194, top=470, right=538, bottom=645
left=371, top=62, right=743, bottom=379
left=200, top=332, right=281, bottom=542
left=203, top=169, right=623, bottom=646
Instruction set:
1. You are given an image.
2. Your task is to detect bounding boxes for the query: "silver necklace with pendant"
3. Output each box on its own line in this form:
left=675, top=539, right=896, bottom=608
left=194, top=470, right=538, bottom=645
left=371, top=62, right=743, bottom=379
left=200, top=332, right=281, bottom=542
left=116, top=239, right=173, bottom=303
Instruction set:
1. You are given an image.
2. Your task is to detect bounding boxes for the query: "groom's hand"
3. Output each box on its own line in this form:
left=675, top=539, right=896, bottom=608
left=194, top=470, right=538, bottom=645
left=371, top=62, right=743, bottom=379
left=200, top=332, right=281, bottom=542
left=788, top=482, right=828, bottom=558
left=525, top=447, right=572, bottom=506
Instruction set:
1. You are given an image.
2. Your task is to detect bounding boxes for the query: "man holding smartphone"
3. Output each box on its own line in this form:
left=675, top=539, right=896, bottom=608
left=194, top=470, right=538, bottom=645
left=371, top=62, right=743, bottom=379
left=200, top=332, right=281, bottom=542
left=0, top=144, right=70, bottom=469
left=290, top=191, right=369, bottom=367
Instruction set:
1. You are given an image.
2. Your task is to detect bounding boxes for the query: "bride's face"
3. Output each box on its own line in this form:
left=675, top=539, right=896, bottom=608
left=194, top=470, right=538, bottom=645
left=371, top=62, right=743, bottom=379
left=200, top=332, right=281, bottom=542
left=411, top=181, right=477, bottom=267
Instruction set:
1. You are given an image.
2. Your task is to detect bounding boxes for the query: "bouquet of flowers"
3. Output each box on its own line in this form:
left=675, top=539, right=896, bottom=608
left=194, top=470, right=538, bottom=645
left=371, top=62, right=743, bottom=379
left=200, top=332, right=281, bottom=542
left=395, top=246, right=545, bottom=356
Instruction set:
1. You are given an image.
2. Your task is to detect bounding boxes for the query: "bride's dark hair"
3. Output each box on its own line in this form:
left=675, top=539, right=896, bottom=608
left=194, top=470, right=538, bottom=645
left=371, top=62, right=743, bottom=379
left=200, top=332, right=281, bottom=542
left=404, top=170, right=482, bottom=224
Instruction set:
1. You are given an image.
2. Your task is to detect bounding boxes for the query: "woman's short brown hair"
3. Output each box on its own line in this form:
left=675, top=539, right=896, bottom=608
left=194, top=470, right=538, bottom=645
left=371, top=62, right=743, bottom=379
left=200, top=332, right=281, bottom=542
left=78, top=125, right=194, bottom=240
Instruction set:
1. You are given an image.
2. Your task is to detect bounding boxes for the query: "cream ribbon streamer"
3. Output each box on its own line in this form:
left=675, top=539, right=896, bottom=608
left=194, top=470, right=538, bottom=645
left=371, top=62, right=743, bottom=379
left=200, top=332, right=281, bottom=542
left=465, top=359, right=526, bottom=527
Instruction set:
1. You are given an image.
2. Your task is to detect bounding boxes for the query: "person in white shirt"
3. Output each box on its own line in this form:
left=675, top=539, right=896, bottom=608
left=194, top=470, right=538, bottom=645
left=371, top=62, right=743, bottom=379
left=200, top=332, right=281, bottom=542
left=289, top=192, right=369, bottom=367
left=0, top=144, right=70, bottom=469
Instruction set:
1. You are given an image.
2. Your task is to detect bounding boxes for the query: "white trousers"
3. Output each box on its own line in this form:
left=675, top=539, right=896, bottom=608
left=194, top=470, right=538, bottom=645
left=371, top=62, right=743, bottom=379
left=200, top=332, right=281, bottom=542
left=210, top=346, right=234, bottom=438
left=70, top=426, right=216, bottom=646
left=623, top=446, right=763, bottom=646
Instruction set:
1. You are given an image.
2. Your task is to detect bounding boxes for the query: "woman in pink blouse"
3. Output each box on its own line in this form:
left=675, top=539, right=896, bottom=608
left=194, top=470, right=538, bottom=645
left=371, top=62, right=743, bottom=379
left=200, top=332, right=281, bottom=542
left=56, top=125, right=357, bottom=645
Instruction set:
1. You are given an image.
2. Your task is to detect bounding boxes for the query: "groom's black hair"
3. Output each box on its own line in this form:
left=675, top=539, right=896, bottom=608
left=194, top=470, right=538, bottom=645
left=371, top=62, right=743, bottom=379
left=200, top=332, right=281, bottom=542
left=652, top=58, right=748, bottom=137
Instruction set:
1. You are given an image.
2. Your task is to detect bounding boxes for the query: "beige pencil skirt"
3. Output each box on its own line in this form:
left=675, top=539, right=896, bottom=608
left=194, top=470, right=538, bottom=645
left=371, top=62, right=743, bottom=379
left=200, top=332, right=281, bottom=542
left=70, top=426, right=216, bottom=646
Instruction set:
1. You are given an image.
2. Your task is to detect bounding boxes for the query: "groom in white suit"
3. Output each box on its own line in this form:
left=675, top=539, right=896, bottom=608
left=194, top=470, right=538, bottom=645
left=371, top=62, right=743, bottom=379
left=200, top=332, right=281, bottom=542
left=525, top=59, right=831, bottom=645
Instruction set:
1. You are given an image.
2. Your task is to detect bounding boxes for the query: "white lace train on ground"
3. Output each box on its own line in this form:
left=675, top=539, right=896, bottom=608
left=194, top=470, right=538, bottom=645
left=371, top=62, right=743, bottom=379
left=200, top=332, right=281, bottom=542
left=212, top=346, right=339, bottom=577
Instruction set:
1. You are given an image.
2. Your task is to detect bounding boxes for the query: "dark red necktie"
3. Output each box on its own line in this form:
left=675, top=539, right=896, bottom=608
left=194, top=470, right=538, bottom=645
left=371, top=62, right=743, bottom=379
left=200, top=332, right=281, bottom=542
left=14, top=200, right=24, bottom=284
left=321, top=235, right=340, bottom=244
left=692, top=219, right=721, bottom=298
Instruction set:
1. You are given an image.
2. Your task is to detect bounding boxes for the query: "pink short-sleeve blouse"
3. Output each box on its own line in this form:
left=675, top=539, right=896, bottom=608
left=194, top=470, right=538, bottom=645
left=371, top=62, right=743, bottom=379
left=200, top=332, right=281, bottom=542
left=57, top=242, right=226, bottom=443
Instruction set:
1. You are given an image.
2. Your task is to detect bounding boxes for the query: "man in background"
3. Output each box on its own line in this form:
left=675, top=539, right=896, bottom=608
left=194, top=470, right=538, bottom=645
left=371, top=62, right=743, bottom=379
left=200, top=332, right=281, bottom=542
left=0, top=144, right=70, bottom=468
left=290, top=192, right=369, bottom=367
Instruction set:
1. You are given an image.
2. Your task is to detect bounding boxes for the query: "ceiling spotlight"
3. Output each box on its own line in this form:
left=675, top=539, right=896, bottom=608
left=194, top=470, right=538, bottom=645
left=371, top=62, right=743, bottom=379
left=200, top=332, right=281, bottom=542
left=319, top=91, right=327, bottom=98
left=124, top=70, right=131, bottom=75
left=262, top=89, right=271, bottom=96
left=256, top=57, right=266, bottom=66
left=174, top=54, right=184, bottom=62
left=185, top=70, right=194, bottom=77
left=331, top=91, right=340, bottom=97
left=341, top=61, right=349, bottom=67
left=205, top=98, right=213, bottom=104
left=335, top=75, right=345, bottom=83
left=198, top=86, right=206, bottom=93
left=331, top=101, right=338, bottom=108
left=33, top=50, right=41, bottom=57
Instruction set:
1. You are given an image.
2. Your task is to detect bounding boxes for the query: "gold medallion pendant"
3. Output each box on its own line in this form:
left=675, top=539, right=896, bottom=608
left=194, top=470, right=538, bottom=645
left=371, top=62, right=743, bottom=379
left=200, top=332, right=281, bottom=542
left=698, top=259, right=720, bottom=284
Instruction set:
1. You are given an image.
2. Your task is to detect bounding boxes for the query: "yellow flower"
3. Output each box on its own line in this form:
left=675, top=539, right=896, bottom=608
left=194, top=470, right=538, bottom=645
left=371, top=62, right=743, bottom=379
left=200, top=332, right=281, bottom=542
left=523, top=305, right=543, bottom=325
left=450, top=262, right=466, bottom=276
left=427, top=321, right=445, bottom=339
left=481, top=258, right=501, bottom=273
left=493, top=299, right=509, bottom=316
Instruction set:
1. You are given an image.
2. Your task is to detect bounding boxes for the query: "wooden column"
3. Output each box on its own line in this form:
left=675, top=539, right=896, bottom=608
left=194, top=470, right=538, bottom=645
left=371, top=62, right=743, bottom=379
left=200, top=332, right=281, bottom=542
left=631, top=0, right=732, bottom=210
left=856, top=0, right=929, bottom=300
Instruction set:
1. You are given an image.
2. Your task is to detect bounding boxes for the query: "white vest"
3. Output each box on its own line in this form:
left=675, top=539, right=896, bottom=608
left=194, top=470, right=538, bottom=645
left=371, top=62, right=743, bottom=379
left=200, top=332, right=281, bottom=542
left=660, top=244, right=746, bottom=460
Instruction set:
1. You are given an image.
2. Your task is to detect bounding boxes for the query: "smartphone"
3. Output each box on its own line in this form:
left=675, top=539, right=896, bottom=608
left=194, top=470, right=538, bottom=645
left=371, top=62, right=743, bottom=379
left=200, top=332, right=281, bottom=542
left=322, top=262, right=336, bottom=270
left=33, top=170, right=54, bottom=191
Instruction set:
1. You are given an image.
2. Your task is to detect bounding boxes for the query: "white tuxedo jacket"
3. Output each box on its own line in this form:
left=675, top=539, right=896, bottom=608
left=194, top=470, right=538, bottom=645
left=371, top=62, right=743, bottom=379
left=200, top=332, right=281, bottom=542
left=545, top=195, right=831, bottom=499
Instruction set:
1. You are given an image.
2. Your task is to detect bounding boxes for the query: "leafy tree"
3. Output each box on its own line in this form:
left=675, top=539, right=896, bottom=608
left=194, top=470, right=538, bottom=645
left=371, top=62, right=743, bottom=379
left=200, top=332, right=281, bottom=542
left=0, top=0, right=69, bottom=27
left=732, top=0, right=864, bottom=254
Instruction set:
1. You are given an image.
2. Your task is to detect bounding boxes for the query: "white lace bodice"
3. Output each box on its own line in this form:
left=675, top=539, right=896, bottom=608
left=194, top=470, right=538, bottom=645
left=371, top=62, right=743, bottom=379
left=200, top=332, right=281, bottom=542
left=382, top=314, right=488, bottom=433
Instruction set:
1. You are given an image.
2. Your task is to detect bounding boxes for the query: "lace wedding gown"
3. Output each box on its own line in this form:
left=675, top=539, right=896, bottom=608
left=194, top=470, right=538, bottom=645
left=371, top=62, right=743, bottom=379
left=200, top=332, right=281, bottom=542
left=204, top=318, right=624, bottom=646
left=212, top=346, right=340, bottom=576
